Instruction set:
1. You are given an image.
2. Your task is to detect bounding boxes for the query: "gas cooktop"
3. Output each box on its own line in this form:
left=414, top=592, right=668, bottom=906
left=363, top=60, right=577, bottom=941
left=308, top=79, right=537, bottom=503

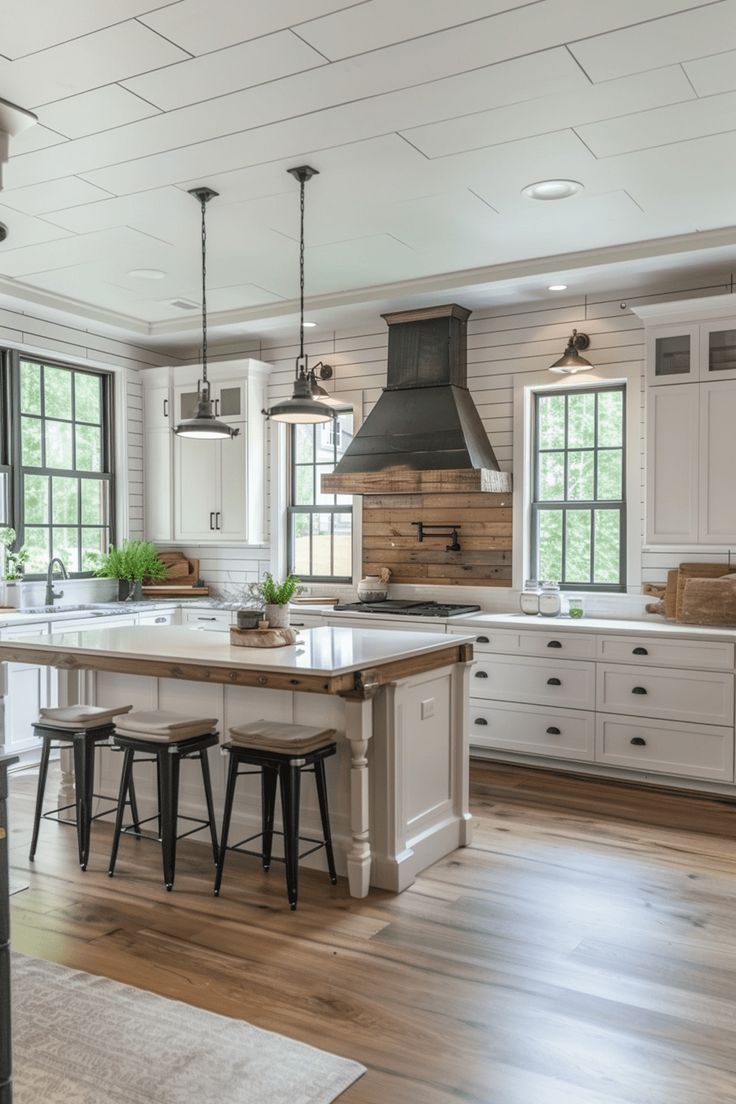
left=333, top=600, right=481, bottom=618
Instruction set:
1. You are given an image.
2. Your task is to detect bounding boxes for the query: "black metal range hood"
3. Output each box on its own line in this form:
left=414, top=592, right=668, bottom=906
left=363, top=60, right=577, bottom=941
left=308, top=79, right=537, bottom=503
left=321, top=304, right=512, bottom=495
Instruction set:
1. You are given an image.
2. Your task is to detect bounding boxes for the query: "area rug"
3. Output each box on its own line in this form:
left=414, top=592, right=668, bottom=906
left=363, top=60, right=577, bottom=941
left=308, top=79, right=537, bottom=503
left=11, top=953, right=365, bottom=1103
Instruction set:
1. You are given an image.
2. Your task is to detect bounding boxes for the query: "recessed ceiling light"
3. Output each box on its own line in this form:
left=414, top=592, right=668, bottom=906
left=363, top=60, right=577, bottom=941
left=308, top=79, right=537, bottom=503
left=522, top=180, right=583, bottom=201
left=548, top=284, right=568, bottom=291
left=302, top=321, right=317, bottom=328
left=127, top=268, right=166, bottom=280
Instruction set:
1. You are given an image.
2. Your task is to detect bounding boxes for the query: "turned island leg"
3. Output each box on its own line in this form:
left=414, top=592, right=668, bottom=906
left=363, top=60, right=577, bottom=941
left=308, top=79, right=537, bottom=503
left=343, top=697, right=373, bottom=898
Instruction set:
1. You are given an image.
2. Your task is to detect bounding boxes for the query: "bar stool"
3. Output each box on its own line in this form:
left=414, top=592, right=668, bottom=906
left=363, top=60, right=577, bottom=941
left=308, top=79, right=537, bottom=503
left=108, top=710, right=220, bottom=891
left=29, top=703, right=139, bottom=871
left=214, top=720, right=338, bottom=910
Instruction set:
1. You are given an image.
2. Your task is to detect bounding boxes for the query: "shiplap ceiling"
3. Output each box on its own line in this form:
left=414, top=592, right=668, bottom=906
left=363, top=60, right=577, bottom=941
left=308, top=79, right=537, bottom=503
left=1, top=0, right=736, bottom=343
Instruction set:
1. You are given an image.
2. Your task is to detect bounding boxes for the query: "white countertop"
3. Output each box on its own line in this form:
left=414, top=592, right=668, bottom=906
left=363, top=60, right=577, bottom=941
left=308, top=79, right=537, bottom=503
left=0, top=624, right=471, bottom=677
left=452, top=612, right=736, bottom=642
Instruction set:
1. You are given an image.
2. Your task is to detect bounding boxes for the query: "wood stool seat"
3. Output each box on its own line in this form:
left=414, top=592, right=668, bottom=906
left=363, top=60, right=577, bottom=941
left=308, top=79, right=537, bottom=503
left=215, top=720, right=338, bottom=910
left=30, top=703, right=137, bottom=871
left=108, top=711, right=220, bottom=891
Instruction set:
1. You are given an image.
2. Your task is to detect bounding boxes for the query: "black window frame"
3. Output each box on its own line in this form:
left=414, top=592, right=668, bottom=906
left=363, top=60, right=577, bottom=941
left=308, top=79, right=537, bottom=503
left=0, top=351, right=11, bottom=527
left=287, top=416, right=353, bottom=583
left=6, top=349, right=116, bottom=578
left=531, top=383, right=626, bottom=592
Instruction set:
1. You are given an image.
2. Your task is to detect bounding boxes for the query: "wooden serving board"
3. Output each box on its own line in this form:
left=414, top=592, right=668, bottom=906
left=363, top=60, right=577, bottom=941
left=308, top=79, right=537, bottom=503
left=679, top=578, right=736, bottom=626
left=664, top=569, right=679, bottom=620
left=156, top=551, right=200, bottom=582
left=229, top=626, right=298, bottom=648
left=142, top=585, right=210, bottom=596
left=675, top=563, right=734, bottom=619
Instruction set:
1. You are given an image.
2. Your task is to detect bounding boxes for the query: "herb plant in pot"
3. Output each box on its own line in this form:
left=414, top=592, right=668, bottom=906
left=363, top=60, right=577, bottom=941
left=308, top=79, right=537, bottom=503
left=0, top=529, right=29, bottom=608
left=259, top=573, right=300, bottom=628
left=94, top=540, right=168, bottom=601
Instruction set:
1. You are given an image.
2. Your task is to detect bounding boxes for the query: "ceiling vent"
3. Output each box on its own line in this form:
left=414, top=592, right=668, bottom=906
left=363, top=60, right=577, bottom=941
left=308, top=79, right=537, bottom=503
left=321, top=304, right=512, bottom=495
left=169, top=298, right=199, bottom=310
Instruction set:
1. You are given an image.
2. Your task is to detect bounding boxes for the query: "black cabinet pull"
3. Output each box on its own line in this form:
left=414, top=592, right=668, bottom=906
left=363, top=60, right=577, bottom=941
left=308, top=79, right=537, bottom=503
left=163, top=397, right=168, bottom=418
left=155, top=617, right=166, bottom=624
left=630, top=736, right=647, bottom=746
left=214, top=398, right=220, bottom=416
left=215, top=511, right=221, bottom=530
left=547, top=677, right=561, bottom=686
left=547, top=640, right=562, bottom=648
left=209, top=511, right=215, bottom=530
left=476, top=635, right=490, bottom=644
left=474, top=717, right=488, bottom=726
left=197, top=616, right=217, bottom=622
left=632, top=686, right=648, bottom=695
left=632, top=646, right=648, bottom=656
left=475, top=670, right=489, bottom=679
left=546, top=726, right=561, bottom=735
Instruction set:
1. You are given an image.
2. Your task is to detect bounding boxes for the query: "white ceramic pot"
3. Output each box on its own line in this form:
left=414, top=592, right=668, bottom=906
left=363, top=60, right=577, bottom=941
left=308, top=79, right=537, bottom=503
left=264, top=602, right=290, bottom=628
left=4, top=582, right=21, bottom=608
left=357, top=575, right=389, bottom=603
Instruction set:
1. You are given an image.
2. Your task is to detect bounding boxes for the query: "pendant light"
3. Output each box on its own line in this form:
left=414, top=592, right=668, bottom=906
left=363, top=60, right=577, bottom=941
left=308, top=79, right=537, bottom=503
left=174, top=187, right=239, bottom=440
left=549, top=329, right=593, bottom=374
left=264, top=166, right=335, bottom=424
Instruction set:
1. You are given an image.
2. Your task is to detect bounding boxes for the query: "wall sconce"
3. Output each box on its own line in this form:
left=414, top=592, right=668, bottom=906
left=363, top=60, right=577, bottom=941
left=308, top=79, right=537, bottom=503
left=549, top=330, right=593, bottom=374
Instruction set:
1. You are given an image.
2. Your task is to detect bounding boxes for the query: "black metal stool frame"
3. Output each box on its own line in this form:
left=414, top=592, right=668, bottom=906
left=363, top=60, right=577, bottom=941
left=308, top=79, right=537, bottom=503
left=29, top=722, right=142, bottom=871
left=214, top=742, right=338, bottom=910
left=108, top=729, right=219, bottom=891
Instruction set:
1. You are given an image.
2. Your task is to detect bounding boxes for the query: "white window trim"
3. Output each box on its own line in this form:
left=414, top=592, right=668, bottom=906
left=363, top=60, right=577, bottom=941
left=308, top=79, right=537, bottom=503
left=272, top=389, right=363, bottom=584
left=512, top=364, right=643, bottom=593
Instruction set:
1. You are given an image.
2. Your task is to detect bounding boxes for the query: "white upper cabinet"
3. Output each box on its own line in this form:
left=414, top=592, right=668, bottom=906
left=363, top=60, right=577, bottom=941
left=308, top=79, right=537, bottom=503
left=142, top=359, right=269, bottom=546
left=636, top=297, right=736, bottom=546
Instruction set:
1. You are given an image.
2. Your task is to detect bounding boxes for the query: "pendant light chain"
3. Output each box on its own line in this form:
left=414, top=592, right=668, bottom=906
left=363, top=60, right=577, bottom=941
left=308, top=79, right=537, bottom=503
left=299, top=173, right=305, bottom=367
left=200, top=193, right=208, bottom=390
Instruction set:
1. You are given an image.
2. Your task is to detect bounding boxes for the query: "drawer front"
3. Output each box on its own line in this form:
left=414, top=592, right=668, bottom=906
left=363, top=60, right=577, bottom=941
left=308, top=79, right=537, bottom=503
left=518, top=631, right=596, bottom=660
left=470, top=701, right=595, bottom=761
left=597, top=663, right=734, bottom=726
left=138, top=610, right=177, bottom=625
left=596, top=714, right=734, bottom=782
left=446, top=626, right=519, bottom=653
left=471, top=655, right=595, bottom=710
left=182, top=609, right=233, bottom=631
left=597, top=635, right=735, bottom=671
left=289, top=614, right=323, bottom=629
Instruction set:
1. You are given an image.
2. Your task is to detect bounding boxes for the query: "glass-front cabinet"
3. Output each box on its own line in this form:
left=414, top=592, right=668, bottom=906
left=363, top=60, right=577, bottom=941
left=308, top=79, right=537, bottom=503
left=644, top=314, right=736, bottom=385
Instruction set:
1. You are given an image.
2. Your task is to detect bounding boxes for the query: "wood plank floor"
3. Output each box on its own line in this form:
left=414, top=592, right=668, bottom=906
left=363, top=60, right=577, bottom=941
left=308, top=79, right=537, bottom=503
left=8, top=759, right=736, bottom=1103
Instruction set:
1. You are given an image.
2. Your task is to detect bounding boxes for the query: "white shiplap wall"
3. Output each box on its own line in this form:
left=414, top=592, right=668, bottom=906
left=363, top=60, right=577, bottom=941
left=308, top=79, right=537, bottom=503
left=147, top=273, right=736, bottom=613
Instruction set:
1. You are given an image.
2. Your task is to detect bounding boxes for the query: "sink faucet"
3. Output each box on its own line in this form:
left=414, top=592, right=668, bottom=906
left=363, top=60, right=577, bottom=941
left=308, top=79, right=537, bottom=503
left=45, top=557, right=68, bottom=605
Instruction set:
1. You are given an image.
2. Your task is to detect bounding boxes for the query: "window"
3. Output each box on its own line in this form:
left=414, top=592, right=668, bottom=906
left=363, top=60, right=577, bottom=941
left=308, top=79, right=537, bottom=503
left=532, top=385, right=625, bottom=590
left=0, top=352, right=10, bottom=526
left=11, top=355, right=114, bottom=575
left=288, top=412, right=353, bottom=581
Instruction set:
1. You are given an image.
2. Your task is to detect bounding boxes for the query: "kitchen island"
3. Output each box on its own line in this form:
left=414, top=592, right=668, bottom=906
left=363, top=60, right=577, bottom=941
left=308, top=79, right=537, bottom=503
left=0, top=625, right=474, bottom=897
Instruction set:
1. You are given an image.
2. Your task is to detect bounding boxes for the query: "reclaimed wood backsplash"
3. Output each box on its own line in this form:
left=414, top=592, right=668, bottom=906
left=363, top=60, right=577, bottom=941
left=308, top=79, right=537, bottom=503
left=362, top=492, right=512, bottom=587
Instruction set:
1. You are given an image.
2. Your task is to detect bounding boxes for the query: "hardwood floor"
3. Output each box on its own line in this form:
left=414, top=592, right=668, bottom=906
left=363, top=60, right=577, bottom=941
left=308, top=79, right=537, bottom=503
left=8, top=759, right=736, bottom=1103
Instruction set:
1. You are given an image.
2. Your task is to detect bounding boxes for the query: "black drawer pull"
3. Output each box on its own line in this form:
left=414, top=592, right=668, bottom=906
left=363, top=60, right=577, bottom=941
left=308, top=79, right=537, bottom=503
left=155, top=617, right=166, bottom=624
left=546, top=726, right=561, bottom=735
left=547, top=677, right=561, bottom=686
left=547, top=640, right=562, bottom=648
left=475, top=670, right=489, bottom=679
left=476, top=635, right=490, bottom=644
left=474, top=717, right=488, bottom=726
left=632, top=646, right=648, bottom=656
left=630, top=736, right=647, bottom=746
left=632, top=686, right=648, bottom=695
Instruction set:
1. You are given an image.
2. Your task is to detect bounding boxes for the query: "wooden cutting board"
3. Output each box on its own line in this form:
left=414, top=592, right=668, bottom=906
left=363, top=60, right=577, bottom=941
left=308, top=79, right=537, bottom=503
left=142, top=585, right=209, bottom=596
left=679, top=577, right=736, bottom=626
left=675, top=563, right=734, bottom=619
left=663, top=569, right=679, bottom=620
left=157, top=551, right=199, bottom=582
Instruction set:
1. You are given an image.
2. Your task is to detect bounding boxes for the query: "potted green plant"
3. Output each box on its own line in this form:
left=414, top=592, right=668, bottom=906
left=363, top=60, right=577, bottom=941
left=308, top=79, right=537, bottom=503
left=0, top=527, right=15, bottom=606
left=0, top=530, right=30, bottom=607
left=259, top=573, right=300, bottom=628
left=94, top=540, right=168, bottom=601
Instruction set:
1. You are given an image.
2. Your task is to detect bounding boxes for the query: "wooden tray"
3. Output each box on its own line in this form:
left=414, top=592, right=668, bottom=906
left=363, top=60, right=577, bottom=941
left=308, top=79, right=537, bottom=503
left=675, top=563, right=734, bottom=619
left=679, top=577, right=736, bottom=626
left=229, top=626, right=298, bottom=648
left=142, top=585, right=210, bottom=596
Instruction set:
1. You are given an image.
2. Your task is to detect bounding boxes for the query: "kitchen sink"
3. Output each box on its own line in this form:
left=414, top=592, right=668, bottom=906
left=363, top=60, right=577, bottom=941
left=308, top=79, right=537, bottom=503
left=17, top=604, right=98, bottom=615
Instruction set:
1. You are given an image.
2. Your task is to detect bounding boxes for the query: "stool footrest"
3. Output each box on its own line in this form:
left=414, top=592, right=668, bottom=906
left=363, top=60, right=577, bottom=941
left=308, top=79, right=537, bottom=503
left=226, top=829, right=328, bottom=864
left=120, top=811, right=214, bottom=846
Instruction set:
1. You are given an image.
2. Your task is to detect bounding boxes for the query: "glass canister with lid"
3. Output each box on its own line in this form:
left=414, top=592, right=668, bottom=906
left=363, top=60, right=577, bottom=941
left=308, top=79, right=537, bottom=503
left=520, top=579, right=541, bottom=615
left=539, top=580, right=562, bottom=617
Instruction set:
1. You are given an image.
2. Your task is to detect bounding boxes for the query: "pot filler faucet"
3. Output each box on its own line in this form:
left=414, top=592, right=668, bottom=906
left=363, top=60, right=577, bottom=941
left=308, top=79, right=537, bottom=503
left=45, top=557, right=68, bottom=606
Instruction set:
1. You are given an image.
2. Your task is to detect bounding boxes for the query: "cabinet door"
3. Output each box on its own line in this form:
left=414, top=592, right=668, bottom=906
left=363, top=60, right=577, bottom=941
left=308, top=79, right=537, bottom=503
left=218, top=430, right=247, bottom=540
left=646, top=383, right=699, bottom=544
left=646, top=324, right=699, bottom=385
left=0, top=624, right=50, bottom=757
left=700, top=322, right=736, bottom=382
left=213, top=379, right=245, bottom=422
left=699, top=380, right=736, bottom=542
left=144, top=426, right=173, bottom=542
left=174, top=435, right=220, bottom=541
left=143, top=385, right=171, bottom=429
left=175, top=382, right=202, bottom=423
